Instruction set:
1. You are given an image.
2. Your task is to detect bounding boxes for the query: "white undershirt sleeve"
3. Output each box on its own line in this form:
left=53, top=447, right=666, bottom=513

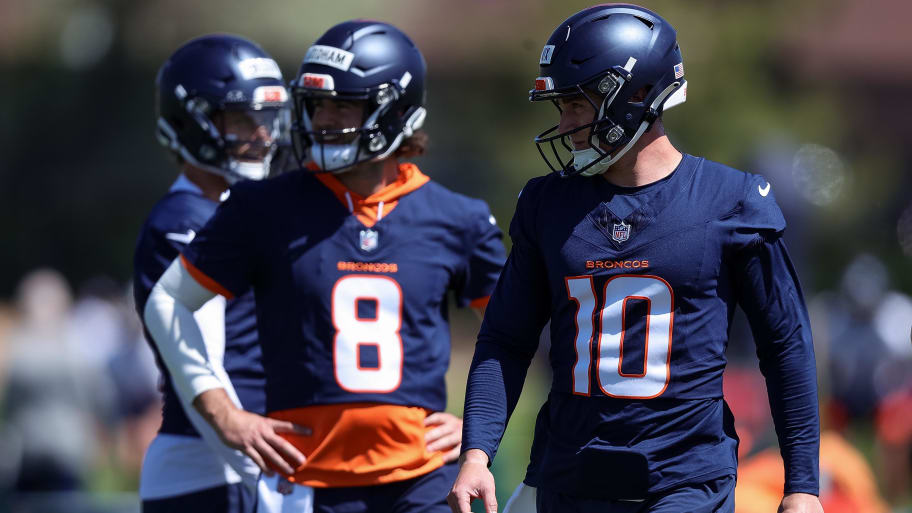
left=144, top=257, right=260, bottom=488
left=145, top=258, right=223, bottom=398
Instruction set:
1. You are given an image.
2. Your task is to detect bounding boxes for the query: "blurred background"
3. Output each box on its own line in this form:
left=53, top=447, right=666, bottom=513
left=1, top=0, right=911, bottom=511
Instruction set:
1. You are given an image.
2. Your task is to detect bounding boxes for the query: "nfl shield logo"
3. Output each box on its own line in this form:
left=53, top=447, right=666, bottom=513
left=359, top=228, right=379, bottom=252
left=612, top=221, right=631, bottom=243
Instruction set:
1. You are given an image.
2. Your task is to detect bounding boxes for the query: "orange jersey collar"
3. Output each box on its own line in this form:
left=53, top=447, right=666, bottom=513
left=315, top=163, right=430, bottom=227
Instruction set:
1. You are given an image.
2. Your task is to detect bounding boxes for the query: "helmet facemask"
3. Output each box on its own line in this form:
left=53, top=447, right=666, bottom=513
left=220, top=107, right=289, bottom=182
left=291, top=72, right=426, bottom=174
left=157, top=84, right=290, bottom=184
left=531, top=69, right=684, bottom=178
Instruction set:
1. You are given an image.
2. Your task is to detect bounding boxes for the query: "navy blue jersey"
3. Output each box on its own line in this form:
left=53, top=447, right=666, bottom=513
left=133, top=178, right=266, bottom=436
left=463, top=155, right=819, bottom=498
left=181, top=165, right=505, bottom=415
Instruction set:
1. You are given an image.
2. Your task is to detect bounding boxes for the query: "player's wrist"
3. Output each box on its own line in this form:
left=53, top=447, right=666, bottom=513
left=782, top=492, right=819, bottom=499
left=192, top=388, right=236, bottom=427
left=780, top=491, right=823, bottom=512
left=459, top=448, right=490, bottom=466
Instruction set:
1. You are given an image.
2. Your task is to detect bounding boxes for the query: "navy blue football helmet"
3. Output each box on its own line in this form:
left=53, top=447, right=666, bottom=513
left=530, top=4, right=687, bottom=177
left=290, top=20, right=427, bottom=173
left=156, top=34, right=290, bottom=183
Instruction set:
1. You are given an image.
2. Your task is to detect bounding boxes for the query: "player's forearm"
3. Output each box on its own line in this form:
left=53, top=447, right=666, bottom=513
left=461, top=339, right=532, bottom=463
left=144, top=258, right=224, bottom=400
left=739, top=239, right=821, bottom=494
left=172, top=292, right=261, bottom=486
left=183, top=383, right=261, bottom=488
left=761, top=338, right=820, bottom=495
left=193, top=388, right=238, bottom=430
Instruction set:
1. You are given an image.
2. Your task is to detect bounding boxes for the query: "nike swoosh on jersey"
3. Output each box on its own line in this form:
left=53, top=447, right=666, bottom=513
left=758, top=183, right=771, bottom=197
left=165, top=229, right=196, bottom=244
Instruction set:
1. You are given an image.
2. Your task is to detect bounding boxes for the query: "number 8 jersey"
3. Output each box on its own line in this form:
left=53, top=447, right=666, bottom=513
left=181, top=163, right=505, bottom=487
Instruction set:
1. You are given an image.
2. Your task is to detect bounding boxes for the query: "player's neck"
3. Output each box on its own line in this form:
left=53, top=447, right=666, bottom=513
left=335, top=158, right=401, bottom=198
left=182, top=165, right=229, bottom=202
left=600, top=122, right=682, bottom=188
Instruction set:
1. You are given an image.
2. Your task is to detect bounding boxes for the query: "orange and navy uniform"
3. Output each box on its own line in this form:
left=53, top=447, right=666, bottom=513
left=463, top=155, right=820, bottom=498
left=180, top=163, right=505, bottom=487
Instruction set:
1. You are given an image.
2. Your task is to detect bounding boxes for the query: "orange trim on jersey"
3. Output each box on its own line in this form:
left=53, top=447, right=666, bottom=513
left=270, top=403, right=444, bottom=487
left=179, top=254, right=235, bottom=300
left=315, top=162, right=431, bottom=227
left=468, top=296, right=490, bottom=309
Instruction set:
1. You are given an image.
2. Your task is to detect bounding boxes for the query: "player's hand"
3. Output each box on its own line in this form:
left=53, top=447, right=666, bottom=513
left=194, top=388, right=311, bottom=476
left=448, top=449, right=497, bottom=513
left=425, top=412, right=462, bottom=463
left=778, top=492, right=824, bottom=513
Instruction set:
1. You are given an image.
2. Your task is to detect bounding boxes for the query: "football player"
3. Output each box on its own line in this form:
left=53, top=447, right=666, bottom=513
left=142, top=20, right=506, bottom=513
left=134, top=34, right=290, bottom=513
left=449, top=5, right=823, bottom=513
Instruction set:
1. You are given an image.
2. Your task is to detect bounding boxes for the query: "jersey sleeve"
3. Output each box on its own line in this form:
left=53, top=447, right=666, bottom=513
left=180, top=187, right=258, bottom=299
left=462, top=180, right=553, bottom=463
left=726, top=174, right=787, bottom=251
left=453, top=201, right=506, bottom=308
left=133, top=194, right=215, bottom=315
left=735, top=235, right=820, bottom=495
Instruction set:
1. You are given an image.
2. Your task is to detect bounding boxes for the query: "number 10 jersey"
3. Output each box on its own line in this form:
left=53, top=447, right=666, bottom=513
left=464, top=154, right=819, bottom=498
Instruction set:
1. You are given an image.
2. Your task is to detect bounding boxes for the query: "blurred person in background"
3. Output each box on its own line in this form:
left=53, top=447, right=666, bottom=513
left=0, top=269, right=115, bottom=493
left=807, top=252, right=912, bottom=509
left=67, top=276, right=162, bottom=488
left=810, top=253, right=912, bottom=422
left=133, top=34, right=290, bottom=513
left=102, top=280, right=162, bottom=483
left=451, top=4, right=821, bottom=513
left=734, top=430, right=889, bottom=513
left=143, top=20, right=506, bottom=513
left=723, top=365, right=891, bottom=513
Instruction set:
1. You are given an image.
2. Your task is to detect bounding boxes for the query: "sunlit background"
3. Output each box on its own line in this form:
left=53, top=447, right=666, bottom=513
left=1, top=0, right=911, bottom=512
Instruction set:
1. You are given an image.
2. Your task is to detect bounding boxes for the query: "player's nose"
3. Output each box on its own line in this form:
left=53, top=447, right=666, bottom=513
left=310, top=106, right=337, bottom=131
left=252, top=124, right=272, bottom=144
left=558, top=111, right=581, bottom=134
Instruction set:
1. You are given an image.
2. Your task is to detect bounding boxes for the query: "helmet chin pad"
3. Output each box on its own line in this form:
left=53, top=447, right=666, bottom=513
left=572, top=148, right=612, bottom=177
left=309, top=142, right=360, bottom=173
left=229, top=159, right=271, bottom=182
